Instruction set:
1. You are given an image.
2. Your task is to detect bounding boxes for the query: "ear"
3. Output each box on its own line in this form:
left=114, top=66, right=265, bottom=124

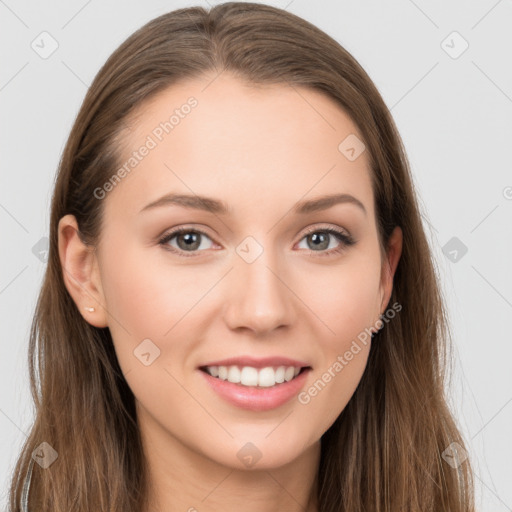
left=378, top=225, right=403, bottom=314
left=57, top=214, right=108, bottom=328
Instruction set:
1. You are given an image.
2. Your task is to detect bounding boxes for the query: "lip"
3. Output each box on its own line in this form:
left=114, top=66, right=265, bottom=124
left=199, top=356, right=310, bottom=370
left=199, top=367, right=312, bottom=412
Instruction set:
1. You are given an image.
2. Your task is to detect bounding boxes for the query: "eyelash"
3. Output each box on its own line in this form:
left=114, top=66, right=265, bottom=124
left=157, top=225, right=356, bottom=258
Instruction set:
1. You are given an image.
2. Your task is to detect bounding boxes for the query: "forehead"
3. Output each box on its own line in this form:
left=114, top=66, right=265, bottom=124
left=104, top=72, right=374, bottom=222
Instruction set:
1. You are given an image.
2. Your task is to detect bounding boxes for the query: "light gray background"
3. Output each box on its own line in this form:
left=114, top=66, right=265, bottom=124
left=1, top=1, right=511, bottom=510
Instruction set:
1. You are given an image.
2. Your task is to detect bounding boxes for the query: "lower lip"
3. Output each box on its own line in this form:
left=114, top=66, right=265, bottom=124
left=199, top=368, right=311, bottom=412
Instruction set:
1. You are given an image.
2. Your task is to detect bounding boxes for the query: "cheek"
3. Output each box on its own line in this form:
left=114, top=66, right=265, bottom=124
left=99, top=244, right=199, bottom=335
left=297, top=340, right=370, bottom=445
left=98, top=244, right=213, bottom=377
left=290, top=253, right=380, bottom=436
left=296, top=253, right=382, bottom=341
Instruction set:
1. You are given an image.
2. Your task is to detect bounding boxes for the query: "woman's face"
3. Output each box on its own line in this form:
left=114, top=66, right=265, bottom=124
left=74, top=73, right=401, bottom=470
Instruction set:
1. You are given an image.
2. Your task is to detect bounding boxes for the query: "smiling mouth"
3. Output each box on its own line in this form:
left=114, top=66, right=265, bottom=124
left=199, top=365, right=311, bottom=388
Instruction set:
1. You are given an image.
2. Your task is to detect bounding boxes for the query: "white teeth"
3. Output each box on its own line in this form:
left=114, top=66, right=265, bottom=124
left=218, top=366, right=228, bottom=380
left=275, top=366, right=285, bottom=384
left=240, top=366, right=258, bottom=386
left=258, top=367, right=275, bottom=387
left=227, top=365, right=241, bottom=383
left=284, top=366, right=295, bottom=382
left=205, top=365, right=304, bottom=387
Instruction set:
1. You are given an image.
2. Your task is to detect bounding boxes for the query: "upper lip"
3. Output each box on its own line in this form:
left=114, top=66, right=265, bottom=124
left=199, top=356, right=311, bottom=369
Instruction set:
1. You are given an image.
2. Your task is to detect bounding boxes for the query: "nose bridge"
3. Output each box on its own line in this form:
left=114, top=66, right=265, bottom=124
left=224, top=235, right=295, bottom=333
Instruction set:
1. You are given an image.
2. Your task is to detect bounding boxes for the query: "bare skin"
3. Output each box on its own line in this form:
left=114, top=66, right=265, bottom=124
left=58, top=72, right=402, bottom=512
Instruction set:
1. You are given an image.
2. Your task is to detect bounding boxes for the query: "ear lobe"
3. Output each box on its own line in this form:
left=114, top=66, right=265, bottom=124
left=58, top=214, right=108, bottom=328
left=379, top=226, right=403, bottom=313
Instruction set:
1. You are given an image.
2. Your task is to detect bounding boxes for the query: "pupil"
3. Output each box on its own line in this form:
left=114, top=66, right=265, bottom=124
left=179, top=232, right=200, bottom=250
left=309, top=232, right=328, bottom=250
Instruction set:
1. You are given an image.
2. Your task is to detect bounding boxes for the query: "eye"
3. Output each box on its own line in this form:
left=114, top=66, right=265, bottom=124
left=296, top=226, right=355, bottom=256
left=158, top=225, right=356, bottom=258
left=158, top=227, right=216, bottom=257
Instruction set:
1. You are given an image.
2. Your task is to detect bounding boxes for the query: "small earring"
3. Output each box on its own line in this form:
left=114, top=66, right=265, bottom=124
left=84, top=307, right=95, bottom=312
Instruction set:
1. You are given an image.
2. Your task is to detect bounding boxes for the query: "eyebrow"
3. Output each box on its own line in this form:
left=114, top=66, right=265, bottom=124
left=139, top=192, right=367, bottom=216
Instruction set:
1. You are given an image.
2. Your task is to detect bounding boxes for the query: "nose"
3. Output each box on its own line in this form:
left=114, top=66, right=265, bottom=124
left=223, top=248, right=296, bottom=335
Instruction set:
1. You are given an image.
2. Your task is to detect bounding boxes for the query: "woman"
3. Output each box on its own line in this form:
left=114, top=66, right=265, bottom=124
left=8, top=2, right=475, bottom=511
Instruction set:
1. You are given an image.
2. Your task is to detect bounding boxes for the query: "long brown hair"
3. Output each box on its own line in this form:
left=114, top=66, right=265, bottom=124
left=8, top=2, right=475, bottom=511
